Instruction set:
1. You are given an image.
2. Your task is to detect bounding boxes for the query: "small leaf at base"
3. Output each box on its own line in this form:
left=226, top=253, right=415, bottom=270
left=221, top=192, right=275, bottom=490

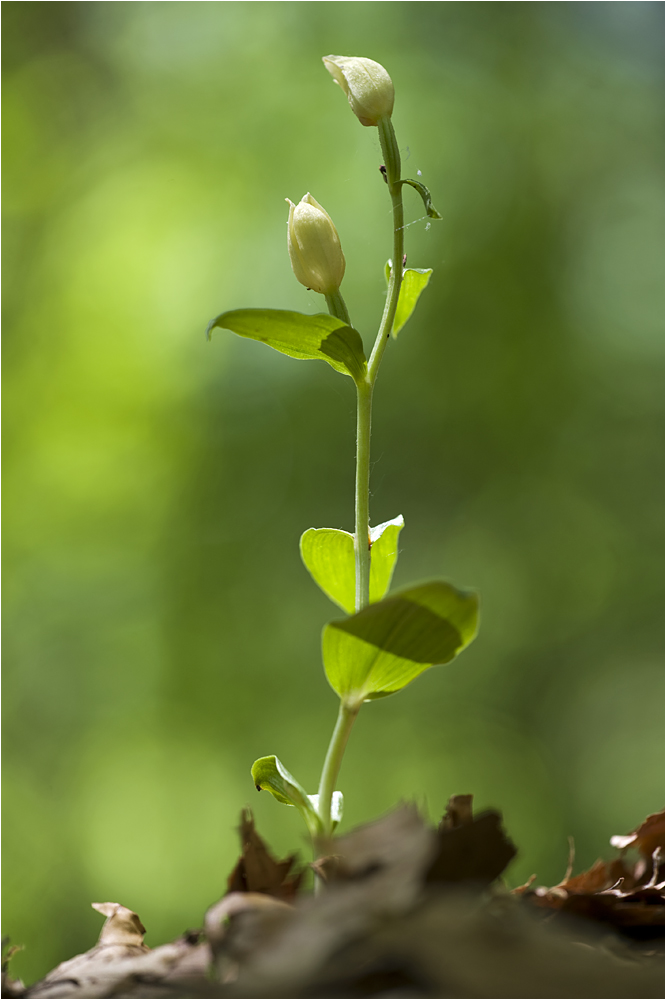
left=251, top=755, right=322, bottom=834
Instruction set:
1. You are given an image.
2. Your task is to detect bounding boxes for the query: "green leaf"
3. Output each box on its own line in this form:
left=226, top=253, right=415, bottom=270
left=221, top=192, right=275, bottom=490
left=300, top=527, right=355, bottom=613
left=393, top=269, right=433, bottom=338
left=251, top=754, right=310, bottom=808
left=322, top=580, right=479, bottom=705
left=369, top=515, right=404, bottom=601
left=384, top=263, right=433, bottom=336
left=251, top=755, right=322, bottom=834
left=207, top=309, right=367, bottom=382
left=300, top=515, right=404, bottom=614
left=397, top=178, right=443, bottom=219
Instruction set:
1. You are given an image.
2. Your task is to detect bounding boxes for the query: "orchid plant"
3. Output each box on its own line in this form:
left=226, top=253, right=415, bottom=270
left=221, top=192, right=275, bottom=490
left=208, top=56, right=479, bottom=848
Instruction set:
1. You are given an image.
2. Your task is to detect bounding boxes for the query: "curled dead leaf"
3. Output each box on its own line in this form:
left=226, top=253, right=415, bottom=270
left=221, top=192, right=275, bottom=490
left=91, top=902, right=147, bottom=948
left=226, top=809, right=303, bottom=901
left=610, top=810, right=665, bottom=858
left=559, top=858, right=631, bottom=896
left=518, top=811, right=665, bottom=939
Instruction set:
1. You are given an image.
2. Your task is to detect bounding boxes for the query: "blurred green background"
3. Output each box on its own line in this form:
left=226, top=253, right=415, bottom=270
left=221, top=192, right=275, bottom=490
left=3, top=0, right=663, bottom=983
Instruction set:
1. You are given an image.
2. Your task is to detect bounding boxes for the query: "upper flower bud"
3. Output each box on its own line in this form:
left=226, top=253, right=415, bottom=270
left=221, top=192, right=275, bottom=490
left=286, top=193, right=345, bottom=296
left=322, top=55, right=394, bottom=127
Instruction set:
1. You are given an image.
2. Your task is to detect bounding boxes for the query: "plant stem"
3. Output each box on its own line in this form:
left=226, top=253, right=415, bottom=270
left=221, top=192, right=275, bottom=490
left=354, top=377, right=373, bottom=612
left=353, top=118, right=404, bottom=611
left=317, top=116, right=406, bottom=842
left=325, top=289, right=351, bottom=325
left=369, top=117, right=404, bottom=380
left=316, top=701, right=359, bottom=834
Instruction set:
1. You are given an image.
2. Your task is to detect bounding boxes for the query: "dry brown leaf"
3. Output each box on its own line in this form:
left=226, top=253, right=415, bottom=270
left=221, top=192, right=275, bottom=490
left=561, top=891, right=666, bottom=936
left=512, top=874, right=537, bottom=895
left=527, top=858, right=634, bottom=912
left=438, top=793, right=474, bottom=831
left=519, top=811, right=665, bottom=939
left=232, top=882, right=663, bottom=1000
left=225, top=808, right=303, bottom=901
left=314, top=802, right=435, bottom=910
left=559, top=857, right=632, bottom=895
left=25, top=902, right=150, bottom=999
left=610, top=809, right=665, bottom=859
left=90, top=902, right=147, bottom=947
left=17, top=804, right=666, bottom=998
left=427, top=796, right=517, bottom=885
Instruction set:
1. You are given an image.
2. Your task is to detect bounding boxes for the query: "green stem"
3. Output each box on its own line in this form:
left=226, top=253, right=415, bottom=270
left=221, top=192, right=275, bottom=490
left=316, top=116, right=405, bottom=844
left=325, top=289, right=351, bottom=326
left=369, top=117, right=404, bottom=380
left=354, top=378, right=373, bottom=612
left=316, top=701, right=359, bottom=835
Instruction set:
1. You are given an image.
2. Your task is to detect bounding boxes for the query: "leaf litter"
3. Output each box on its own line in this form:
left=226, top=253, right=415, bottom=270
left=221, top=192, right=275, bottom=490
left=3, top=802, right=663, bottom=999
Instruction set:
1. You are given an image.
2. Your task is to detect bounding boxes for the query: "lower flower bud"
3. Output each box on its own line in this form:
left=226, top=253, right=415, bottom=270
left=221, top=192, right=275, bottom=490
left=287, top=193, right=345, bottom=296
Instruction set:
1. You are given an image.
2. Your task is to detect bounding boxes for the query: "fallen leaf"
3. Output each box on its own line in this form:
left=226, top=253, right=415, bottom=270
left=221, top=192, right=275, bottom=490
left=512, top=874, right=537, bottom=895
left=561, top=891, right=665, bottom=937
left=90, top=902, right=146, bottom=947
left=438, top=793, right=474, bottom=831
left=314, top=803, right=435, bottom=909
left=610, top=810, right=665, bottom=858
left=232, top=882, right=664, bottom=1000
left=559, top=858, right=632, bottom=895
left=519, top=811, right=665, bottom=939
left=25, top=902, right=150, bottom=999
left=17, top=805, right=666, bottom=998
left=427, top=796, right=517, bottom=885
left=204, top=892, right=292, bottom=947
left=225, top=808, right=303, bottom=901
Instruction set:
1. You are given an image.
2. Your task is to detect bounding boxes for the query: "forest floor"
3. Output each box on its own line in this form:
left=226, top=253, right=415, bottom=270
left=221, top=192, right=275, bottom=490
left=3, top=797, right=664, bottom=999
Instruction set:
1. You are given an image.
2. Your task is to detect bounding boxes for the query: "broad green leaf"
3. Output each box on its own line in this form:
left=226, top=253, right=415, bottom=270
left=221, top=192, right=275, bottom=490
left=300, top=527, right=355, bottom=613
left=251, top=755, right=321, bottom=834
left=385, top=263, right=433, bottom=338
left=207, top=309, right=367, bottom=382
left=308, top=791, right=344, bottom=829
left=398, top=178, right=443, bottom=220
left=322, top=579, right=479, bottom=705
left=300, top=515, right=404, bottom=613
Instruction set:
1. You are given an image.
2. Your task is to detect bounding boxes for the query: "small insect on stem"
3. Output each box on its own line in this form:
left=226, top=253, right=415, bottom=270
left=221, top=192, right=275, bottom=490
left=379, top=165, right=388, bottom=184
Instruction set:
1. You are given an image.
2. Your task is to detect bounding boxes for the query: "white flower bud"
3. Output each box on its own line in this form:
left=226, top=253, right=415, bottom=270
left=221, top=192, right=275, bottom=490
left=322, top=55, right=394, bottom=127
left=286, top=193, right=346, bottom=296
